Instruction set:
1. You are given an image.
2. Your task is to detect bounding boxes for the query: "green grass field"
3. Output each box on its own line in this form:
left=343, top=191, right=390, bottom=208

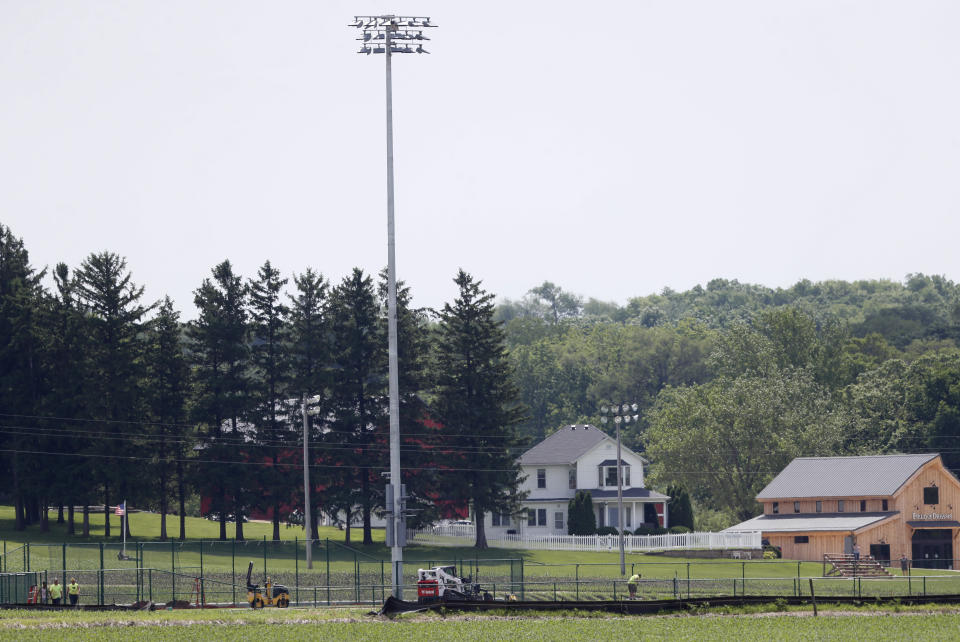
left=3, top=606, right=960, bottom=641
left=5, top=505, right=960, bottom=607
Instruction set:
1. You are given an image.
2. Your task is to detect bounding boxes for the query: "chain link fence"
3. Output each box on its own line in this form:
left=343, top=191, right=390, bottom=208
left=2, top=541, right=959, bottom=607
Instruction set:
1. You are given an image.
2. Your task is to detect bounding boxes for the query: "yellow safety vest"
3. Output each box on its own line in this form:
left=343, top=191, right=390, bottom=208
left=49, top=584, right=62, bottom=599
left=628, top=574, right=640, bottom=585
left=68, top=582, right=79, bottom=595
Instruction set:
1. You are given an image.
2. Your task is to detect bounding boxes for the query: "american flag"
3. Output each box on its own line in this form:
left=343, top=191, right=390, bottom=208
left=115, top=502, right=125, bottom=516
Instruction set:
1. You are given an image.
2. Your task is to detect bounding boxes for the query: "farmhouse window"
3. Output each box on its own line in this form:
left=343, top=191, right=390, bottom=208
left=772, top=502, right=779, bottom=514
left=569, top=468, right=577, bottom=489
left=528, top=508, right=547, bottom=526
left=816, top=501, right=822, bottom=513
left=492, top=513, right=510, bottom=527
left=603, top=465, right=630, bottom=488
left=860, top=500, right=866, bottom=512
left=554, top=512, right=564, bottom=530
left=882, top=499, right=888, bottom=511
left=838, top=500, right=845, bottom=513
left=794, top=536, right=809, bottom=544
left=794, top=502, right=800, bottom=513
left=537, top=469, right=546, bottom=489
left=924, top=486, right=939, bottom=505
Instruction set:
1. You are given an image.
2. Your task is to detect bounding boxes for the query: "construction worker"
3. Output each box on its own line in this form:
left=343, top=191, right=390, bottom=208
left=627, top=573, right=641, bottom=599
left=49, top=579, right=62, bottom=606
left=40, top=581, right=48, bottom=604
left=68, top=578, right=80, bottom=606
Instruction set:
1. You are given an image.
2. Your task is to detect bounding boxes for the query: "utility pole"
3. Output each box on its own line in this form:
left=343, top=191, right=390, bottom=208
left=350, top=14, right=435, bottom=599
left=301, top=397, right=313, bottom=569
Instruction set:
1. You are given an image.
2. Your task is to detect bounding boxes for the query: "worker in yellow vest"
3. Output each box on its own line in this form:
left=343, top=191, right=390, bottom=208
left=49, top=579, right=63, bottom=606
left=68, top=578, right=80, bottom=606
left=627, top=573, right=641, bottom=600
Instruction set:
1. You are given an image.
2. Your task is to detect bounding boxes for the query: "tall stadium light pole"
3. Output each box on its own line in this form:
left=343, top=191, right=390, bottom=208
left=600, top=403, right=640, bottom=575
left=350, top=14, right=435, bottom=600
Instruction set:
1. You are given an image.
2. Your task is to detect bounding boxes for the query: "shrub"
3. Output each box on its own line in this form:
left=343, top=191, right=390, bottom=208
left=669, top=525, right=691, bottom=534
left=633, top=526, right=668, bottom=536
left=595, top=526, right=619, bottom=536
left=567, top=491, right=596, bottom=535
left=666, top=485, right=695, bottom=530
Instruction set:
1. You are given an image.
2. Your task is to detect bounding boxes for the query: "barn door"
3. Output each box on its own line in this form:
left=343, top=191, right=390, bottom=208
left=843, top=536, right=854, bottom=555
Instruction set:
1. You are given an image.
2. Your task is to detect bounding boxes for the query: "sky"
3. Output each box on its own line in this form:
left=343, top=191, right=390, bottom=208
left=2, top=1, right=959, bottom=316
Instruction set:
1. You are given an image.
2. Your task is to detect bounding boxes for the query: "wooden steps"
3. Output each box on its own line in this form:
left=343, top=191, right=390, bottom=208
left=824, top=553, right=892, bottom=578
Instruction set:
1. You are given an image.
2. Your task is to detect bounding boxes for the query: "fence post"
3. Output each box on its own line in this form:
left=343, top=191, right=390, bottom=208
left=263, top=536, right=267, bottom=582
left=171, top=540, right=175, bottom=576
left=232, top=539, right=236, bottom=606
left=149, top=568, right=152, bottom=603
left=62, top=543, right=66, bottom=590
left=199, top=540, right=203, bottom=585
left=923, top=575, right=926, bottom=596
left=295, top=538, right=299, bottom=606
left=380, top=560, right=385, bottom=603
left=686, top=562, right=691, bottom=598
left=325, top=539, right=331, bottom=606
left=99, top=542, right=104, bottom=605
left=25, top=543, right=29, bottom=572
left=575, top=564, right=579, bottom=600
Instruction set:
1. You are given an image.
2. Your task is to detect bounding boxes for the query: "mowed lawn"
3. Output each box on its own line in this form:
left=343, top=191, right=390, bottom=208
left=3, top=608, right=960, bottom=641
left=3, top=505, right=959, bottom=598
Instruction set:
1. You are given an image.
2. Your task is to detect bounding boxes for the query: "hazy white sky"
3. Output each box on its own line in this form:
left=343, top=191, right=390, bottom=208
left=2, top=1, right=959, bottom=315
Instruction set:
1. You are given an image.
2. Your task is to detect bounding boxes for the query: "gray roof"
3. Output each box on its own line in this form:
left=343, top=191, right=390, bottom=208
left=725, top=512, right=896, bottom=533
left=519, top=425, right=607, bottom=465
left=756, top=454, right=939, bottom=500
left=590, top=488, right=670, bottom=500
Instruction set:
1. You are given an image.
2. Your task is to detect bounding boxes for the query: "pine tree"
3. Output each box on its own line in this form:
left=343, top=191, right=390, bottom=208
left=75, top=251, right=154, bottom=538
left=288, top=268, right=331, bottom=540
left=189, top=260, right=251, bottom=540
left=666, top=484, right=695, bottom=530
left=248, top=260, right=293, bottom=541
left=327, top=269, right=384, bottom=544
left=567, top=490, right=596, bottom=535
left=0, top=224, right=46, bottom=531
left=434, top=270, right=527, bottom=549
left=145, top=297, right=191, bottom=540
left=41, top=263, right=89, bottom=536
left=377, top=271, right=435, bottom=528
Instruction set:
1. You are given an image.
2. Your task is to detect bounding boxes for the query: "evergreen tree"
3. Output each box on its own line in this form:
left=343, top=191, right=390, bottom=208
left=665, top=484, right=694, bottom=530
left=248, top=260, right=293, bottom=541
left=189, top=260, right=251, bottom=540
left=327, top=269, right=384, bottom=544
left=434, top=270, right=527, bottom=549
left=75, top=251, right=154, bottom=538
left=567, top=490, right=596, bottom=535
left=378, top=271, right=435, bottom=528
left=41, top=263, right=89, bottom=535
left=288, top=268, right=331, bottom=540
left=145, top=297, right=191, bottom=540
left=0, top=224, right=46, bottom=531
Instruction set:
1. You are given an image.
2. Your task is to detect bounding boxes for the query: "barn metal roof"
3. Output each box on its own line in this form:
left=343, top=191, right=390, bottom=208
left=725, top=512, right=896, bottom=533
left=755, top=454, right=939, bottom=499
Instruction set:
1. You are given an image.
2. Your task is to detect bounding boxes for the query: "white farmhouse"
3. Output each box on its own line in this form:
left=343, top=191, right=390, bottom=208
left=483, top=424, right=670, bottom=536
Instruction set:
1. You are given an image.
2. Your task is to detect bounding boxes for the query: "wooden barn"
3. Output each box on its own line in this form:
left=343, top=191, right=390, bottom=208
left=726, top=454, right=959, bottom=569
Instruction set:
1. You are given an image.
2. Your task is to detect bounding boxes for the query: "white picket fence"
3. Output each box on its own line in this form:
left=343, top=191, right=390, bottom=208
left=415, top=525, right=762, bottom=552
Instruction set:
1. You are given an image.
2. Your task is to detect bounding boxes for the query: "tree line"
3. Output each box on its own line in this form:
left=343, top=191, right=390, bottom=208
left=0, top=222, right=525, bottom=547
left=503, top=278, right=960, bottom=528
